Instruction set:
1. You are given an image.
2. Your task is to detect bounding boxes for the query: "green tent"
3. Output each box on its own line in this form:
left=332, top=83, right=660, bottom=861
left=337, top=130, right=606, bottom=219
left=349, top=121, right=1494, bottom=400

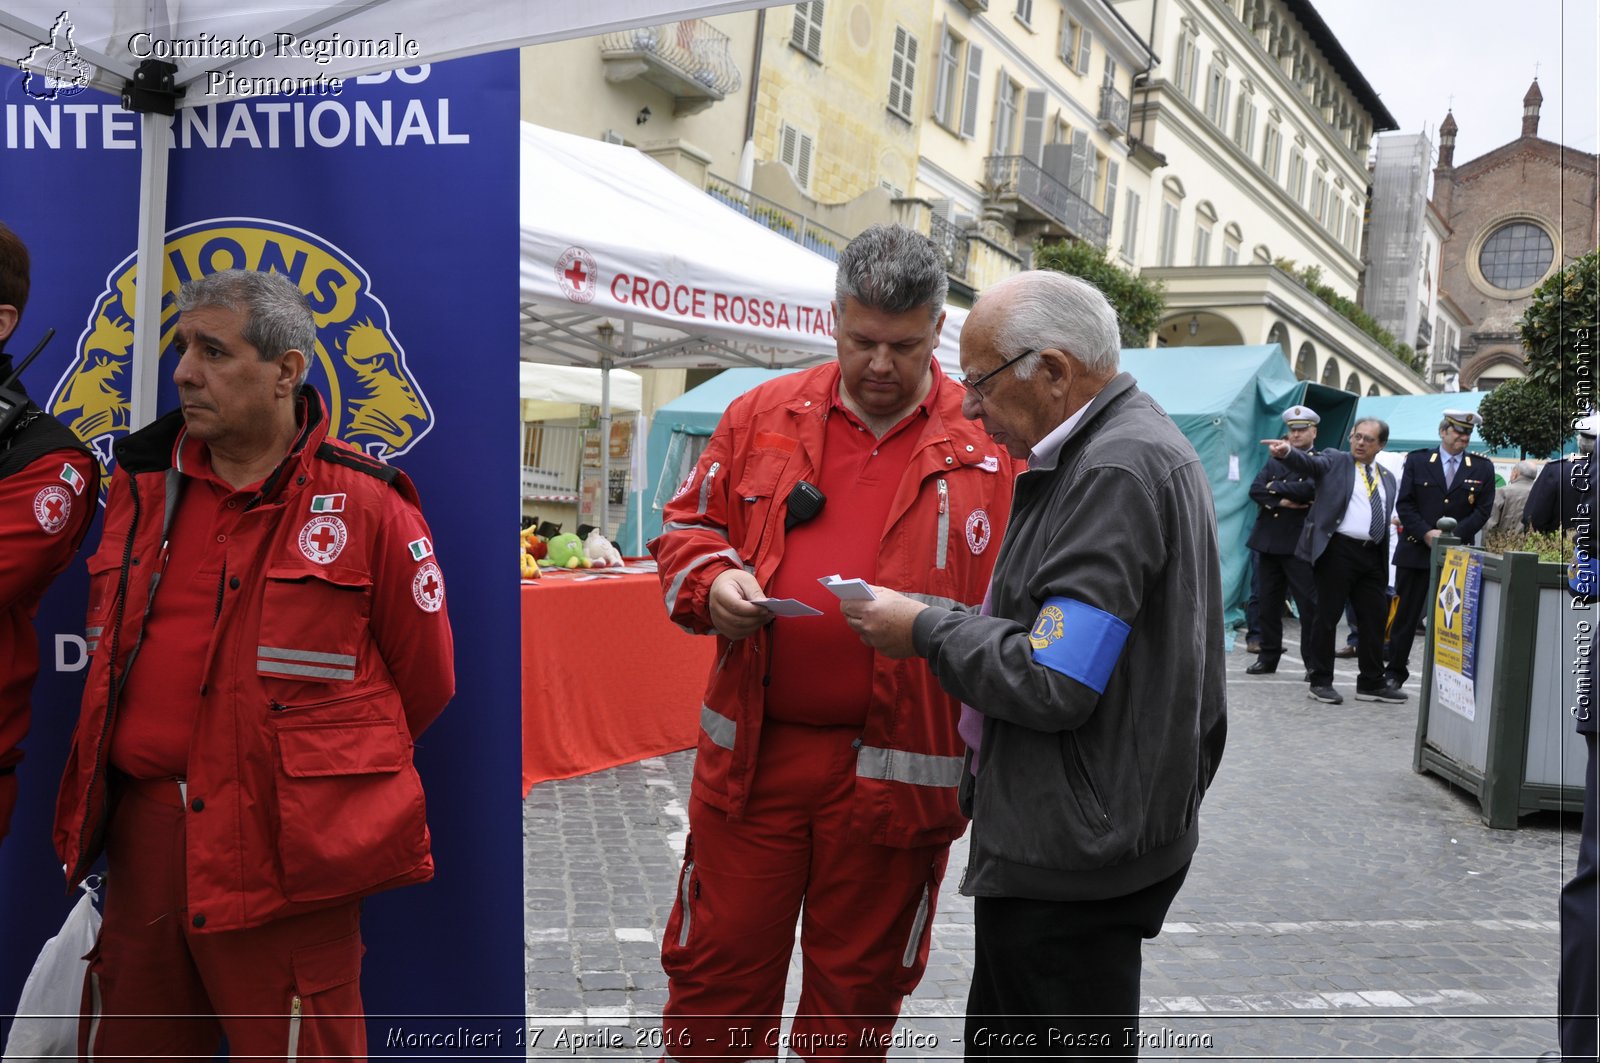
left=1354, top=391, right=1523, bottom=457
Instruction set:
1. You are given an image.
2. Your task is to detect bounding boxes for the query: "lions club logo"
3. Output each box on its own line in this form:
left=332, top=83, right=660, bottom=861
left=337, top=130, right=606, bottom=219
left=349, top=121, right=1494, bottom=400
left=298, top=516, right=348, bottom=564
left=33, top=485, right=72, bottom=534
left=1029, top=604, right=1065, bottom=651
left=47, top=218, right=435, bottom=498
left=555, top=246, right=598, bottom=304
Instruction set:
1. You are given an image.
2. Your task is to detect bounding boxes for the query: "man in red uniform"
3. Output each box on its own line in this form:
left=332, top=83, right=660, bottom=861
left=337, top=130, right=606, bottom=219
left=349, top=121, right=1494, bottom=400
left=651, top=224, right=1017, bottom=1059
left=55, top=269, right=454, bottom=1060
left=0, top=221, right=98, bottom=844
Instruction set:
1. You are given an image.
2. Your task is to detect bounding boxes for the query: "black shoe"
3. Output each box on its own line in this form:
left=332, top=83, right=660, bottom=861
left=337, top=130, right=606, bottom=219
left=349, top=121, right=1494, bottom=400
left=1334, top=645, right=1359, bottom=659
left=1355, top=683, right=1408, bottom=703
left=1246, top=639, right=1262, bottom=654
left=1246, top=658, right=1277, bottom=675
left=1308, top=685, right=1344, bottom=704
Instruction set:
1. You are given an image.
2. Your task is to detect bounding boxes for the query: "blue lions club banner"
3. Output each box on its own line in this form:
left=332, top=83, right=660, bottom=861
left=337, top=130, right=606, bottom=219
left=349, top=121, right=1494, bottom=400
left=0, top=52, right=521, bottom=1045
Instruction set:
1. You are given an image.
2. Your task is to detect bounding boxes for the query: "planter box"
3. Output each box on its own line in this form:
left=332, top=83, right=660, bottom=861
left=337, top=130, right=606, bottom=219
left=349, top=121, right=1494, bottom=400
left=1413, top=546, right=1588, bottom=827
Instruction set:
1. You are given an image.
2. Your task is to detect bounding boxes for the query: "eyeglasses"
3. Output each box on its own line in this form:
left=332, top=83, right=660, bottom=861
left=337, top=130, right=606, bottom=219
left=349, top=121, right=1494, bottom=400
left=1350, top=432, right=1381, bottom=444
left=960, top=348, right=1038, bottom=402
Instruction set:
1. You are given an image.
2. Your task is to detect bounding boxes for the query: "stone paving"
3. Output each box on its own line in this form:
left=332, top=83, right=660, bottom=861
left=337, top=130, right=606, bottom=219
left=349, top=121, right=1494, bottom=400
left=523, top=624, right=1582, bottom=1061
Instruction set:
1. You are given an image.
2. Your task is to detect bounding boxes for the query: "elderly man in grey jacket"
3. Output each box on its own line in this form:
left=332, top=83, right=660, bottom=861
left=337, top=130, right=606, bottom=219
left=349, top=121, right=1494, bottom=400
left=843, top=270, right=1227, bottom=1058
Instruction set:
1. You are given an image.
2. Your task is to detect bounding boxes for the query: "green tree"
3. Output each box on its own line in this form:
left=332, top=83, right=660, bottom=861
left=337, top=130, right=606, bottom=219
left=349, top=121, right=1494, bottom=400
left=1520, top=248, right=1600, bottom=419
left=1032, top=240, right=1165, bottom=348
left=1477, top=377, right=1568, bottom=458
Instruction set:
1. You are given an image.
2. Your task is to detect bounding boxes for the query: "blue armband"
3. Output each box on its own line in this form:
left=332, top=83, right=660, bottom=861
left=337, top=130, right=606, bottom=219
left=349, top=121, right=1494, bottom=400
left=1028, top=596, right=1131, bottom=693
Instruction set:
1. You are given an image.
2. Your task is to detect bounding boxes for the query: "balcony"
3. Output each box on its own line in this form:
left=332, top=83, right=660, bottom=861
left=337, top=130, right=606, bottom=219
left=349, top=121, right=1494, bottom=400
left=1097, top=85, right=1130, bottom=136
left=983, top=155, right=1110, bottom=248
left=926, top=211, right=971, bottom=281
left=705, top=175, right=848, bottom=262
left=600, top=20, right=742, bottom=116
left=1415, top=315, right=1432, bottom=350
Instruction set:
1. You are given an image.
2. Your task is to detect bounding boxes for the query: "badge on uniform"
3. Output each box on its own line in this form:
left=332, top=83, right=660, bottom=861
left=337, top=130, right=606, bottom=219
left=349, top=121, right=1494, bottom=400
left=408, top=537, right=433, bottom=561
left=412, top=561, right=445, bottom=613
left=32, top=485, right=71, bottom=534
left=1027, top=596, right=1130, bottom=693
left=965, top=509, right=992, bottom=554
left=298, top=515, right=348, bottom=564
left=309, top=493, right=346, bottom=513
left=979, top=455, right=999, bottom=472
left=59, top=462, right=86, bottom=496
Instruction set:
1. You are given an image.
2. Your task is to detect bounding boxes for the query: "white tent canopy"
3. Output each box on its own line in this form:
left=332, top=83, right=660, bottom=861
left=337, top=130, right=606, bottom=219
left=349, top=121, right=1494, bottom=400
left=520, top=362, right=642, bottom=422
left=519, top=121, right=966, bottom=375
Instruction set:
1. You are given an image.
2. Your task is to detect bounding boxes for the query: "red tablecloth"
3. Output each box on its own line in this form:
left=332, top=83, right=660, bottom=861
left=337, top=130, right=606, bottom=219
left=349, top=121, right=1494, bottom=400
left=521, top=573, right=714, bottom=795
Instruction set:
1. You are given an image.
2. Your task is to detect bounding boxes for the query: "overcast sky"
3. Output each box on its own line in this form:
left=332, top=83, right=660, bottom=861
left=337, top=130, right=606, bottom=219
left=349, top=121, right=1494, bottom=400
left=1314, top=0, right=1598, bottom=167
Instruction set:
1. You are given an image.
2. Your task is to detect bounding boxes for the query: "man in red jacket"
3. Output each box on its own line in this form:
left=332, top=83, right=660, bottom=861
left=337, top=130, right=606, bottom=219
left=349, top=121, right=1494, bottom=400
left=650, top=224, right=1017, bottom=1059
left=0, top=221, right=98, bottom=844
left=56, top=269, right=454, bottom=1060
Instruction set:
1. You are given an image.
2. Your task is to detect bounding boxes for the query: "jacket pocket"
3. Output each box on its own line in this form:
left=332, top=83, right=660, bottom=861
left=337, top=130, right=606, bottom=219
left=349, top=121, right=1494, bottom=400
left=258, top=564, right=371, bottom=691
left=272, top=718, right=428, bottom=901
left=1060, top=734, right=1113, bottom=837
left=83, top=555, right=121, bottom=658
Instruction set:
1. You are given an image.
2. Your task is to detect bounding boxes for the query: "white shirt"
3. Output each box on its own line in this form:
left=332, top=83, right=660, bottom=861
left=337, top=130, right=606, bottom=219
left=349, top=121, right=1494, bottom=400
left=1336, top=457, right=1390, bottom=541
left=1029, top=390, right=1103, bottom=470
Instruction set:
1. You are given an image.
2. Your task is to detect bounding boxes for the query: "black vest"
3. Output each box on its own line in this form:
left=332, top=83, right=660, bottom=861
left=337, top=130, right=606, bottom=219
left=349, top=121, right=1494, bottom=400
left=0, top=402, right=92, bottom=483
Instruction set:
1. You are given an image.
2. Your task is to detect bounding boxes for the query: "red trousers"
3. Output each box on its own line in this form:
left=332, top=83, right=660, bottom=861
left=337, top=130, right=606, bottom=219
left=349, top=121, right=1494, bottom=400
left=79, top=777, right=367, bottom=1062
left=661, top=721, right=949, bottom=1061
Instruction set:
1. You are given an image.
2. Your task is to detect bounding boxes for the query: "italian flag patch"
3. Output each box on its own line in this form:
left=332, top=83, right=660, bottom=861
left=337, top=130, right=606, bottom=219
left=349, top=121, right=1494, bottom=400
left=408, top=537, right=433, bottom=561
left=59, top=463, right=86, bottom=496
left=310, top=493, right=346, bottom=513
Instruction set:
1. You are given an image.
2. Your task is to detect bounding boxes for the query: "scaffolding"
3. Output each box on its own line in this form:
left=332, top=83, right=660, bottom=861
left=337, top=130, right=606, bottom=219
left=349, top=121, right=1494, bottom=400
left=1362, top=133, right=1432, bottom=350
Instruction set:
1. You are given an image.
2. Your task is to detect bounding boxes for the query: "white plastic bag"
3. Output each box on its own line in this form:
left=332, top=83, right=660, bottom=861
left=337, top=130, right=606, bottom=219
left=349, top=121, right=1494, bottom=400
left=3, top=879, right=100, bottom=1062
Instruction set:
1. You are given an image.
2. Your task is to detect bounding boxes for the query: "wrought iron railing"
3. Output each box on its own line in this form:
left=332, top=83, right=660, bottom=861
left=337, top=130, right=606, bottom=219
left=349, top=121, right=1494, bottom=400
left=926, top=210, right=970, bottom=280
left=983, top=155, right=1110, bottom=247
left=599, top=19, right=742, bottom=97
left=705, top=175, right=848, bottom=262
left=1098, top=85, right=1130, bottom=135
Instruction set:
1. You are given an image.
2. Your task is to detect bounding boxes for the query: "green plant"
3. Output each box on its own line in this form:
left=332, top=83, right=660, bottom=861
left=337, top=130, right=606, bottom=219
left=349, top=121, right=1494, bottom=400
left=1484, top=525, right=1576, bottom=563
left=1478, top=377, right=1568, bottom=458
left=1520, top=248, right=1599, bottom=418
left=1032, top=239, right=1166, bottom=348
left=1275, top=259, right=1426, bottom=373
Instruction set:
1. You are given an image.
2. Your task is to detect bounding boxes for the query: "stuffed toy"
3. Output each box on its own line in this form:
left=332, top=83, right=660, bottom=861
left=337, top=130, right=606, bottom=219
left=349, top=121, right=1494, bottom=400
left=542, top=532, right=590, bottom=569
left=585, top=529, right=624, bottom=568
left=519, top=528, right=542, bottom=579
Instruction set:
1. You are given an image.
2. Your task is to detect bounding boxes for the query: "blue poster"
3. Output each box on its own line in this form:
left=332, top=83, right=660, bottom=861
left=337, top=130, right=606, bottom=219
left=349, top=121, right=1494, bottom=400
left=1, top=51, right=521, bottom=1045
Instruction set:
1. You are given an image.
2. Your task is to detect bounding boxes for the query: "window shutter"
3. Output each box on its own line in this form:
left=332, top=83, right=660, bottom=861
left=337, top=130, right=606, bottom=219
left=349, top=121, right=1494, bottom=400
left=1058, top=17, right=1072, bottom=64
left=1076, top=28, right=1092, bottom=75
left=791, top=5, right=809, bottom=50
left=1104, top=160, right=1119, bottom=217
left=889, top=27, right=917, bottom=119
left=960, top=45, right=983, bottom=138
left=1069, top=128, right=1090, bottom=199
left=1021, top=89, right=1047, bottom=165
left=797, top=132, right=813, bottom=190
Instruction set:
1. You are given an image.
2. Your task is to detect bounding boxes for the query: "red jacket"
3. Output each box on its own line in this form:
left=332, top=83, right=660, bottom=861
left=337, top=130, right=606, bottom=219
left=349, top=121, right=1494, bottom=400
left=55, top=389, right=454, bottom=930
left=0, top=409, right=98, bottom=842
left=650, top=362, right=1016, bottom=848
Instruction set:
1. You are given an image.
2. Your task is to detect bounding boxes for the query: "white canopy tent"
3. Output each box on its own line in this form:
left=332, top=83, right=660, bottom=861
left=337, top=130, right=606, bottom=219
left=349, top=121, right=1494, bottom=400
left=0, top=0, right=795, bottom=431
left=519, top=121, right=968, bottom=535
left=519, top=362, right=642, bottom=422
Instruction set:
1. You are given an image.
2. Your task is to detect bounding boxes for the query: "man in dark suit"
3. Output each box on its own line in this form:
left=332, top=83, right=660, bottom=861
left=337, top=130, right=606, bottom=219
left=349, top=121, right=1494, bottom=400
left=1383, top=411, right=1495, bottom=694
left=1245, top=405, right=1320, bottom=676
left=1526, top=414, right=1596, bottom=534
left=1264, top=417, right=1400, bottom=705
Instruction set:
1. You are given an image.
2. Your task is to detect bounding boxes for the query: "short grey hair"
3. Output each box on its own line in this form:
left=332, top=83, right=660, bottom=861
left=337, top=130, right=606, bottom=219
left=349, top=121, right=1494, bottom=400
left=979, top=269, right=1120, bottom=380
left=835, top=224, right=947, bottom=322
left=176, top=270, right=316, bottom=382
left=1513, top=460, right=1538, bottom=480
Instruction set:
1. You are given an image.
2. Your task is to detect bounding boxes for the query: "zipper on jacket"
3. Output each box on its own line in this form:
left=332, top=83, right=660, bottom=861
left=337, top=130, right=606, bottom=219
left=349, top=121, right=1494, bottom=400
left=677, top=862, right=696, bottom=947
left=696, top=461, right=721, bottom=516
left=286, top=994, right=303, bottom=1062
left=935, top=479, right=949, bottom=569
left=901, top=883, right=932, bottom=967
left=74, top=476, right=142, bottom=882
left=85, top=970, right=104, bottom=1061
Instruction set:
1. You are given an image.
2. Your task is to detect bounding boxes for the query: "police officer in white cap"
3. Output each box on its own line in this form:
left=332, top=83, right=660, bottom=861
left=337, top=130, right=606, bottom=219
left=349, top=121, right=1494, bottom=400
left=1384, top=409, right=1494, bottom=694
left=1244, top=406, right=1322, bottom=674
left=1526, top=412, right=1598, bottom=534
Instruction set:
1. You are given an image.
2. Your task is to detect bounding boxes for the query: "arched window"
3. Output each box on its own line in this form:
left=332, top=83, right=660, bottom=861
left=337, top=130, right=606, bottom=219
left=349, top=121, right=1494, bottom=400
left=1367, top=383, right=1380, bottom=397
left=1344, top=372, right=1359, bottom=393
left=1253, top=243, right=1272, bottom=265
left=1295, top=342, right=1316, bottom=380
left=1478, top=220, right=1556, bottom=291
left=1321, top=357, right=1339, bottom=387
left=1267, top=321, right=1290, bottom=363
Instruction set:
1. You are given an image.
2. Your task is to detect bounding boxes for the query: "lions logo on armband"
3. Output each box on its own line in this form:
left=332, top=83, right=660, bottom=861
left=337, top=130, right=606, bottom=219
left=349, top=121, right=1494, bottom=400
left=1029, top=604, right=1065, bottom=650
left=47, top=218, right=435, bottom=501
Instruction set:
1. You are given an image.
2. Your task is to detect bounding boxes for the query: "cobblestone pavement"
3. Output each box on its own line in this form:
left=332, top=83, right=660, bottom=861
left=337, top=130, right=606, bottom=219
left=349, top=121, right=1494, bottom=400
left=523, top=625, right=1582, bottom=1061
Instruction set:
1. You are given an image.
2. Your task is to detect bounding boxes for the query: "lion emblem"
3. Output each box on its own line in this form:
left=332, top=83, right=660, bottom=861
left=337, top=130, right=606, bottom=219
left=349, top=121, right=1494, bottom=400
left=48, top=218, right=434, bottom=492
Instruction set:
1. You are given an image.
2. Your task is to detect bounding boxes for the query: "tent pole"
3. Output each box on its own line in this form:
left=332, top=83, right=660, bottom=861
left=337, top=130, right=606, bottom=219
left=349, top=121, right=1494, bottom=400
left=131, top=110, right=170, bottom=432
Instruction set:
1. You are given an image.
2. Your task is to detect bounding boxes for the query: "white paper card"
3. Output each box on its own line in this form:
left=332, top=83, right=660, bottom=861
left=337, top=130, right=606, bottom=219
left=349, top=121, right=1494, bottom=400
left=751, top=597, right=824, bottom=617
left=818, top=574, right=878, bottom=601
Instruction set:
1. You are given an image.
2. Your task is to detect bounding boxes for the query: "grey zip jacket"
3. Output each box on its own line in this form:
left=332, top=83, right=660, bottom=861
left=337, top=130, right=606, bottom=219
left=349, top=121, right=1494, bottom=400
left=911, top=373, right=1228, bottom=901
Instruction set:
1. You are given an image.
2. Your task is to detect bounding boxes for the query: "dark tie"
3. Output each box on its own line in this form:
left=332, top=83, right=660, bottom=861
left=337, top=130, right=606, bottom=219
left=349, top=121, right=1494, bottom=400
left=1364, top=463, right=1385, bottom=542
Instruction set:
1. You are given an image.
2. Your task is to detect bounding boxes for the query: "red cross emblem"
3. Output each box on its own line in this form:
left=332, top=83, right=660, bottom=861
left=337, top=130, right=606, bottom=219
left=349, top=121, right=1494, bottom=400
left=33, top=485, right=72, bottom=534
left=555, top=246, right=598, bottom=305
left=297, top=515, right=348, bottom=564
left=965, top=509, right=992, bottom=555
left=412, top=561, right=445, bottom=613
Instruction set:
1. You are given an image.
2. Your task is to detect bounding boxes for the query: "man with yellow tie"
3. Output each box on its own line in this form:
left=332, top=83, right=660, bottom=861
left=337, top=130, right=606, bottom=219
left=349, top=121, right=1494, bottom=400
left=1263, top=418, right=1400, bottom=706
